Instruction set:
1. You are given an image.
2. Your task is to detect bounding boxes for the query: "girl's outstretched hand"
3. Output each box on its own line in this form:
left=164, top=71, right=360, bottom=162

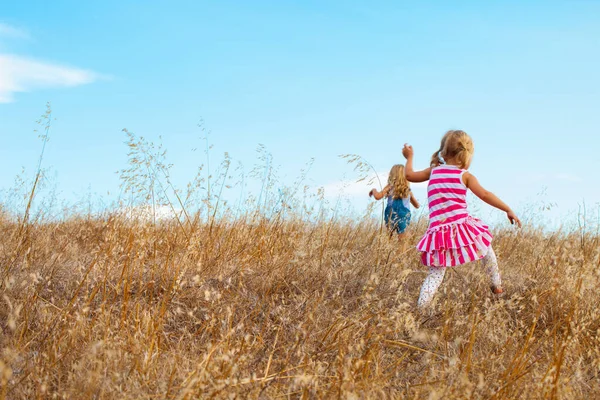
left=507, top=210, right=522, bottom=228
left=402, top=143, right=413, bottom=159
left=369, top=189, right=375, bottom=197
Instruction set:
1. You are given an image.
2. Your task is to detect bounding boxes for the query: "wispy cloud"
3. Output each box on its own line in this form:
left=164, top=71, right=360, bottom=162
left=116, top=205, right=183, bottom=222
left=0, top=23, right=29, bottom=39
left=0, top=54, right=101, bottom=103
left=0, top=22, right=103, bottom=103
left=321, top=171, right=426, bottom=199
left=554, top=173, right=583, bottom=183
left=523, top=172, right=584, bottom=185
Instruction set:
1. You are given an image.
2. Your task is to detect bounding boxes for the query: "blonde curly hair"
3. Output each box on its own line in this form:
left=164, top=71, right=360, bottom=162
left=387, top=164, right=410, bottom=199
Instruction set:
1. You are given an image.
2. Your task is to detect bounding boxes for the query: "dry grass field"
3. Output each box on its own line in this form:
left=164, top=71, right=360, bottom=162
left=1, top=120, right=599, bottom=399
left=1, top=208, right=599, bottom=399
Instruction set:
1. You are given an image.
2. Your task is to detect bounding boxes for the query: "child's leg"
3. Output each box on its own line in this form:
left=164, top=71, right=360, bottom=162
left=417, top=266, right=446, bottom=308
left=396, top=231, right=407, bottom=251
left=396, top=212, right=410, bottom=251
left=482, top=246, right=502, bottom=290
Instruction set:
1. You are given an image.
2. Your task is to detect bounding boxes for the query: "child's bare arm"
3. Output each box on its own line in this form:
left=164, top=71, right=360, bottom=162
left=402, top=144, right=431, bottom=183
left=369, top=185, right=389, bottom=200
left=410, top=191, right=420, bottom=208
left=464, top=172, right=522, bottom=227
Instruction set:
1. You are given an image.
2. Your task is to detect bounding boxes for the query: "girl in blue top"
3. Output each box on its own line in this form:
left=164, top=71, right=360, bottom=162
left=369, top=164, right=420, bottom=244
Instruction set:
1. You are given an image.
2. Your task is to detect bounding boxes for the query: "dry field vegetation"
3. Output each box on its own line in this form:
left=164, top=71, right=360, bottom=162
left=1, top=111, right=599, bottom=399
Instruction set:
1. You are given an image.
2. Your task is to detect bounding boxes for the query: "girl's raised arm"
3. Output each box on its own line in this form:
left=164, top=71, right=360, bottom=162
left=463, top=172, right=522, bottom=227
left=402, top=144, right=431, bottom=183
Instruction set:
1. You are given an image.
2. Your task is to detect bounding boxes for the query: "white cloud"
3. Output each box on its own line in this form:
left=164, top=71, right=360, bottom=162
left=0, top=23, right=28, bottom=39
left=523, top=172, right=584, bottom=184
left=0, top=54, right=101, bottom=103
left=555, top=173, right=583, bottom=183
left=321, top=171, right=427, bottom=199
left=116, top=204, right=183, bottom=222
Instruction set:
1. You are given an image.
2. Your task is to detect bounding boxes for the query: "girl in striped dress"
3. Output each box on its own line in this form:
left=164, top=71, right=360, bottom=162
left=369, top=164, right=420, bottom=245
left=402, top=130, right=521, bottom=308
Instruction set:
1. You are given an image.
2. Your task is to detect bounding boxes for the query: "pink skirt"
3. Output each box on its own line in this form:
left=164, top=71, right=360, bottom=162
left=417, top=216, right=493, bottom=267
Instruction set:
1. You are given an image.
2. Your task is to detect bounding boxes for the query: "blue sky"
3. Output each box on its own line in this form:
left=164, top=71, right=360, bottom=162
left=1, top=1, right=599, bottom=226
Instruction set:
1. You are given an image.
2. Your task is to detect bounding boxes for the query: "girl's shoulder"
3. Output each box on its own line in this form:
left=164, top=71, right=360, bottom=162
left=432, top=164, right=467, bottom=173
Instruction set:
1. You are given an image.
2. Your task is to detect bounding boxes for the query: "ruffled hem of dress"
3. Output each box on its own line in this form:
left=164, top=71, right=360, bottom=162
left=417, top=217, right=493, bottom=267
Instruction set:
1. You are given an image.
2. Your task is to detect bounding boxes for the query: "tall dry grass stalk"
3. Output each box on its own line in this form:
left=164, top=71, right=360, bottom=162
left=1, top=115, right=599, bottom=399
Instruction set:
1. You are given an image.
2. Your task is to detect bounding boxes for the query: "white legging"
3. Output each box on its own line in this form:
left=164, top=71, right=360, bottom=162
left=417, top=247, right=502, bottom=308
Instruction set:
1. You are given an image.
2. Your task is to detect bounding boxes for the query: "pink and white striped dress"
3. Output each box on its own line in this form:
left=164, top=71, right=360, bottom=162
left=417, top=165, right=493, bottom=267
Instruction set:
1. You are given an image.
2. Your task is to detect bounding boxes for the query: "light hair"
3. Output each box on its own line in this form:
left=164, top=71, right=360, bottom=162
left=430, top=130, right=453, bottom=167
left=438, top=130, right=474, bottom=169
left=387, top=164, right=410, bottom=199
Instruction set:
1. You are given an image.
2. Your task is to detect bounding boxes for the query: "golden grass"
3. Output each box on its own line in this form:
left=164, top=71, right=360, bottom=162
left=1, top=211, right=599, bottom=399
left=2, top=113, right=599, bottom=398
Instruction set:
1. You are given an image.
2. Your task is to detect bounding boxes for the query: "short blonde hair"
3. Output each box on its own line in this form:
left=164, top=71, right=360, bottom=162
left=388, top=164, right=410, bottom=199
left=431, top=130, right=474, bottom=169
left=440, top=130, right=474, bottom=169
left=430, top=130, right=452, bottom=167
